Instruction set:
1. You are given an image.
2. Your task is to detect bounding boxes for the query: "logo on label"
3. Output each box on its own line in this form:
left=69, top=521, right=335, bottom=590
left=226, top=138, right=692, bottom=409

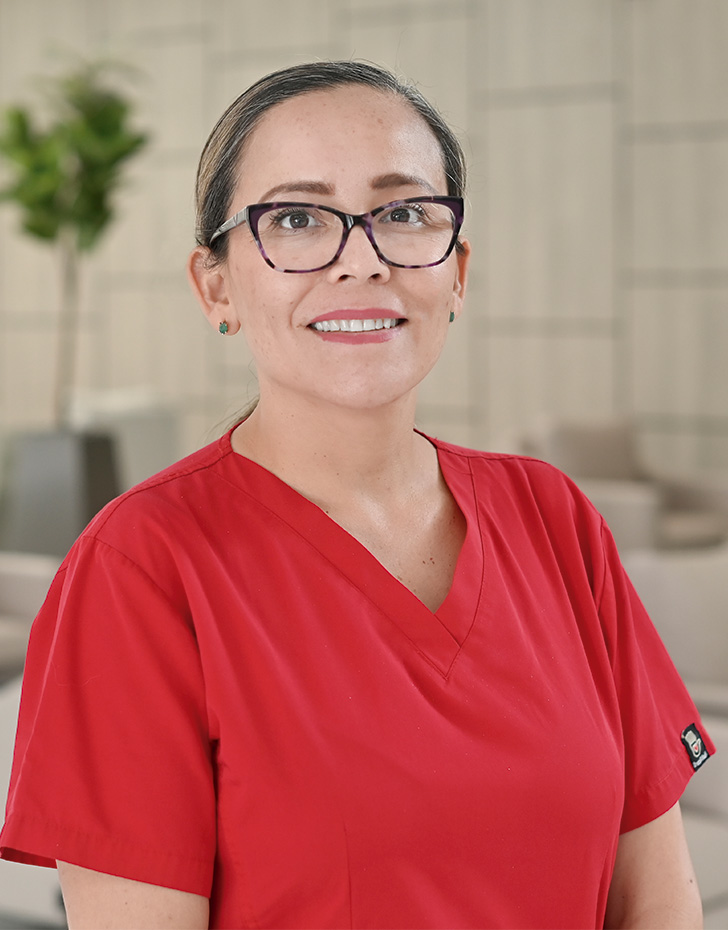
left=681, top=724, right=710, bottom=771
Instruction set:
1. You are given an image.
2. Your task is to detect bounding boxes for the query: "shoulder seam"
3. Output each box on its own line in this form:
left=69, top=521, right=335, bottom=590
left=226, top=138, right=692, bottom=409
left=82, top=444, right=230, bottom=537
left=442, top=444, right=561, bottom=469
left=74, top=535, right=184, bottom=615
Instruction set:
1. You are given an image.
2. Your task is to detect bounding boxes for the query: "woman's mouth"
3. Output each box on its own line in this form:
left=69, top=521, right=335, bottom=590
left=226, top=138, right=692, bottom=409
left=309, top=318, right=404, bottom=333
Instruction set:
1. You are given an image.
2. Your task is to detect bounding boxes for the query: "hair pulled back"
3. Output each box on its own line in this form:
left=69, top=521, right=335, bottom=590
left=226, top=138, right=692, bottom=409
left=194, top=60, right=467, bottom=262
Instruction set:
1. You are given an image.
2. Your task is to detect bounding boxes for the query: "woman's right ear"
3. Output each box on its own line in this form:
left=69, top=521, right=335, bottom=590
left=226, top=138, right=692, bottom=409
left=186, top=246, right=241, bottom=334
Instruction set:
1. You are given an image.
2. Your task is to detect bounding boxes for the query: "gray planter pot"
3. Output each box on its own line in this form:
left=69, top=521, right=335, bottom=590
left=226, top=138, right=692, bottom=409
left=0, top=430, right=119, bottom=557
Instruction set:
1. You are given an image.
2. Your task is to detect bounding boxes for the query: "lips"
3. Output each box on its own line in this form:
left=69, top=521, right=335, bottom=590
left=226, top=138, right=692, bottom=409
left=307, top=309, right=405, bottom=343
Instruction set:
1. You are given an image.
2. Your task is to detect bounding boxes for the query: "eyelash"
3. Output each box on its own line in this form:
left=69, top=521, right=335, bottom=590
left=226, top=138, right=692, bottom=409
left=268, top=207, right=317, bottom=225
left=386, top=203, right=427, bottom=219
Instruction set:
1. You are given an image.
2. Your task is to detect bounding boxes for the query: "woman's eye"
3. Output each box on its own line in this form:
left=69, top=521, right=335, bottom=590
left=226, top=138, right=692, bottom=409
left=383, top=204, right=425, bottom=225
left=278, top=210, right=317, bottom=229
left=263, top=207, right=330, bottom=232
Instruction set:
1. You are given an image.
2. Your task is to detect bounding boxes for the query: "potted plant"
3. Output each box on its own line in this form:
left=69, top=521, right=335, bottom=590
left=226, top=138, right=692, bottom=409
left=0, top=58, right=148, bottom=555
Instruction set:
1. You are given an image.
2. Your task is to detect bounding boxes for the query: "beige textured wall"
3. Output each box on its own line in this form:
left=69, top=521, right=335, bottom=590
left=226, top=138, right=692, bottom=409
left=1, top=0, right=727, bottom=472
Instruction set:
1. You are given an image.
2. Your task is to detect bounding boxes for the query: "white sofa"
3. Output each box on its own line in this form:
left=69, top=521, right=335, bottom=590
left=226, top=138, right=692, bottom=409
left=622, top=544, right=728, bottom=717
left=518, top=419, right=728, bottom=551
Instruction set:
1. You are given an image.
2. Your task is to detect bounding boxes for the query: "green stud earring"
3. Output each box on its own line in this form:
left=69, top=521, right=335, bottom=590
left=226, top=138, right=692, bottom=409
left=219, top=321, right=229, bottom=335
left=449, top=311, right=455, bottom=323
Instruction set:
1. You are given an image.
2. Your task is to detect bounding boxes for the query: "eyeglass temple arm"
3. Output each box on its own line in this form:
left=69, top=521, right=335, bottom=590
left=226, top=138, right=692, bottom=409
left=210, top=207, right=250, bottom=243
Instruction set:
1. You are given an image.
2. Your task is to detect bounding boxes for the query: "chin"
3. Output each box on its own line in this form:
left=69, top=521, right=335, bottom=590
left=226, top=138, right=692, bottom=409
left=322, top=381, right=423, bottom=413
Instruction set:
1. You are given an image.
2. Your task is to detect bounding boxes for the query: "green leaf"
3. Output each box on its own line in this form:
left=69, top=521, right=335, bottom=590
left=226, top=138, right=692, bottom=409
left=0, top=58, right=148, bottom=252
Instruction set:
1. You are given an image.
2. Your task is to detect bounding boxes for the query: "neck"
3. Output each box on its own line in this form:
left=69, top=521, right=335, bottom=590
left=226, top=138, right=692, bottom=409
left=231, top=392, right=436, bottom=508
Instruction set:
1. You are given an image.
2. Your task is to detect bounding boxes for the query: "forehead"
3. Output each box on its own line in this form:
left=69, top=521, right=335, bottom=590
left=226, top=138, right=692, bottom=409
left=235, top=85, right=447, bottom=201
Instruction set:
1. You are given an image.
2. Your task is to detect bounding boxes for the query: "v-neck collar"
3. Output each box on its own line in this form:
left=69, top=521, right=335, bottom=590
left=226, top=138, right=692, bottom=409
left=217, top=431, right=485, bottom=678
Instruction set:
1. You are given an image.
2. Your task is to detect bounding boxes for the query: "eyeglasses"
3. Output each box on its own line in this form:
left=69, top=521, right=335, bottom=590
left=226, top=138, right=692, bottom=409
left=209, top=197, right=464, bottom=273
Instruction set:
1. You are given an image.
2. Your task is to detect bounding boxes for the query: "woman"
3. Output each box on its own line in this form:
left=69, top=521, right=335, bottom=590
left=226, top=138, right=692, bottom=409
left=0, top=61, right=713, bottom=929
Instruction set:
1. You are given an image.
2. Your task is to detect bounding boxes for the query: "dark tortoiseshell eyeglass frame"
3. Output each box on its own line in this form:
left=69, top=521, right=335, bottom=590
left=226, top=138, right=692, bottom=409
left=208, top=196, right=464, bottom=273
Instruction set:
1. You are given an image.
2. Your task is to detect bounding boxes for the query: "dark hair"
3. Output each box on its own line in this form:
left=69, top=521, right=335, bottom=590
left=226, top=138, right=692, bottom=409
left=194, top=60, right=467, bottom=263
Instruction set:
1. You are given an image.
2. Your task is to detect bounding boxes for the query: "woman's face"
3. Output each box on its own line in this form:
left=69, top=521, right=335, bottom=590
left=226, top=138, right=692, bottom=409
left=190, top=85, right=470, bottom=414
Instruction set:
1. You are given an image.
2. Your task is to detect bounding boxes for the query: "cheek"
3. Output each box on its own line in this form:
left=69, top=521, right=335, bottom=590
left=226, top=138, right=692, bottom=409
left=232, top=277, right=318, bottom=374
left=229, top=261, right=294, bottom=336
left=414, top=267, right=460, bottom=322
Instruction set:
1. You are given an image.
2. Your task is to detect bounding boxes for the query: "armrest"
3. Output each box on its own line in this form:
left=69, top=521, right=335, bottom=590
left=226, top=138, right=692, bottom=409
left=686, top=681, right=728, bottom=719
left=0, top=615, right=31, bottom=682
left=576, top=479, right=660, bottom=551
left=0, top=552, right=59, bottom=617
left=655, top=471, right=728, bottom=516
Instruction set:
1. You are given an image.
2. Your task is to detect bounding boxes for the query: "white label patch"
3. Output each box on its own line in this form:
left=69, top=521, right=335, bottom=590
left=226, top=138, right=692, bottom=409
left=681, top=724, right=710, bottom=771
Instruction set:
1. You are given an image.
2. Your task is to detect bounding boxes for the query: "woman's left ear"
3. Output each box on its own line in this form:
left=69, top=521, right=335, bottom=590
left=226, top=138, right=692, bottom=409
left=450, top=238, right=471, bottom=322
left=186, top=246, right=241, bottom=334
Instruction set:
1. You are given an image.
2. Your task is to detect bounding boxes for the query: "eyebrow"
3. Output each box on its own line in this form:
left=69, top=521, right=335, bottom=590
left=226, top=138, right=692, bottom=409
left=258, top=173, right=439, bottom=204
left=259, top=180, right=334, bottom=202
left=371, top=173, right=438, bottom=195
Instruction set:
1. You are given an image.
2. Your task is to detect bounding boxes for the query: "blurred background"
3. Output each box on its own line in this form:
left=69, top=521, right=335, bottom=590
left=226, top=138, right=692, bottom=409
left=0, top=1, right=727, bottom=927
left=0, top=0, right=726, bottom=468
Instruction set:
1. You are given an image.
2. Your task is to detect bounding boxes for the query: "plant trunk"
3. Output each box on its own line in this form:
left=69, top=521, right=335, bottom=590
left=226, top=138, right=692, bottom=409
left=53, top=232, right=80, bottom=428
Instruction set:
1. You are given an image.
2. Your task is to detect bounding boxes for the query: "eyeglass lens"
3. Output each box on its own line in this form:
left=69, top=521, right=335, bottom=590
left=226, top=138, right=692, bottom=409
left=253, top=201, right=458, bottom=272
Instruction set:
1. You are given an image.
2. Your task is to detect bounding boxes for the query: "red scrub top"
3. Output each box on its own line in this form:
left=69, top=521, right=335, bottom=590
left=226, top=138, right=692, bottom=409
left=1, top=431, right=714, bottom=929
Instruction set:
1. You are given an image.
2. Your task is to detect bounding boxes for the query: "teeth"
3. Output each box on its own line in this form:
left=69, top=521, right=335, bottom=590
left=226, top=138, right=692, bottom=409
left=311, top=318, right=400, bottom=333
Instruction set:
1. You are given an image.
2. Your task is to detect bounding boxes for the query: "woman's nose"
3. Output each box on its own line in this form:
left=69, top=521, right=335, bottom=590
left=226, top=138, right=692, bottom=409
left=328, top=224, right=391, bottom=281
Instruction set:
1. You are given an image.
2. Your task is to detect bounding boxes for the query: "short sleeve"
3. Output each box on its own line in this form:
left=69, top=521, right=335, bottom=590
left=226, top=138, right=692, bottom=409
left=0, top=535, right=216, bottom=896
left=595, top=523, right=716, bottom=833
